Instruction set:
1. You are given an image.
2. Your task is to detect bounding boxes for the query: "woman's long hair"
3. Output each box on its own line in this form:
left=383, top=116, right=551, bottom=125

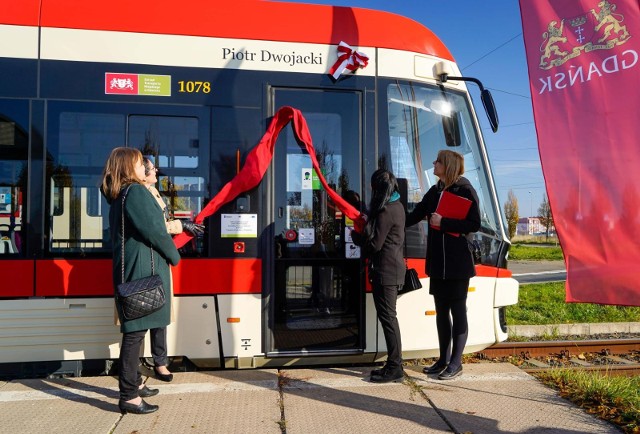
left=437, top=149, right=465, bottom=189
left=364, top=168, right=399, bottom=242
left=101, top=147, right=143, bottom=200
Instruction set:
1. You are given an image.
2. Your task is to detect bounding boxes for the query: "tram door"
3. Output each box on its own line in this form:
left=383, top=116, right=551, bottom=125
left=269, top=88, right=364, bottom=354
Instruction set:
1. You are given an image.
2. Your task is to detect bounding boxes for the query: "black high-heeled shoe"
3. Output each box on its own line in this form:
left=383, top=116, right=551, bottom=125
left=438, top=364, right=463, bottom=380
left=154, top=367, right=173, bottom=383
left=118, top=399, right=159, bottom=415
left=138, top=385, right=159, bottom=398
left=423, top=361, right=448, bottom=375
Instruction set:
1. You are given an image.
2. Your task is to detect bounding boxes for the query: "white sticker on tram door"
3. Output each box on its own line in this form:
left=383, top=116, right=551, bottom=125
left=298, top=228, right=315, bottom=245
left=221, top=214, right=258, bottom=238
left=345, top=242, right=360, bottom=259
left=301, top=168, right=312, bottom=190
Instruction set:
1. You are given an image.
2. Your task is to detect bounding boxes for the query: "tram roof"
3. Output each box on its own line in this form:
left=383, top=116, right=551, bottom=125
left=4, top=0, right=454, bottom=62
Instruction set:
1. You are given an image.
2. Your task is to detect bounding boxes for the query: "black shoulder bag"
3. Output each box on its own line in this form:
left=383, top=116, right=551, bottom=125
left=399, top=231, right=422, bottom=295
left=116, top=186, right=166, bottom=320
left=399, top=265, right=422, bottom=295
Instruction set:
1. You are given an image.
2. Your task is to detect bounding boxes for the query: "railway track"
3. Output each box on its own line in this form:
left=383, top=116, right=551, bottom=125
left=477, top=339, right=640, bottom=376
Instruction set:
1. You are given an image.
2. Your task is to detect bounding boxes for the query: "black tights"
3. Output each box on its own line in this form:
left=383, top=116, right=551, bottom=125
left=434, top=295, right=468, bottom=369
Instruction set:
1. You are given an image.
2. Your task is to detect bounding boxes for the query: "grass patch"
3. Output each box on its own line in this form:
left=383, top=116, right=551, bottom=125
left=509, top=244, right=564, bottom=261
left=506, top=282, right=640, bottom=325
left=511, top=235, right=559, bottom=244
left=535, top=369, right=640, bottom=433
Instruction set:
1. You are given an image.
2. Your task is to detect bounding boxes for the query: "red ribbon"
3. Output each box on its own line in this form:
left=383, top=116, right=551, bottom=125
left=328, top=41, right=369, bottom=80
left=173, top=106, right=366, bottom=249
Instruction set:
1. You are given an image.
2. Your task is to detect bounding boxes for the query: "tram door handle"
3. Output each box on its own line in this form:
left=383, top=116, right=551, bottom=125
left=278, top=207, right=283, bottom=218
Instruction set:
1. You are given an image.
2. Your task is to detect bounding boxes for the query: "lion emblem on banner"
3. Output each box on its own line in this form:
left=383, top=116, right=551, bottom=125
left=538, top=0, right=631, bottom=70
left=592, top=0, right=630, bottom=43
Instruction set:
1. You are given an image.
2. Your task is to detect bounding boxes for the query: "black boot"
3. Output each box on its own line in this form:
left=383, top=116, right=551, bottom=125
left=370, top=365, right=387, bottom=377
left=370, top=367, right=404, bottom=383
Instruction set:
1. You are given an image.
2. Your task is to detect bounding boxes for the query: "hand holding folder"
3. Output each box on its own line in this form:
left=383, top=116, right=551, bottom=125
left=430, top=191, right=472, bottom=237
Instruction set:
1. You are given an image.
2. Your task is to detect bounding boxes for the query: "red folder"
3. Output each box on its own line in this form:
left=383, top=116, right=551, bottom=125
left=430, top=191, right=472, bottom=237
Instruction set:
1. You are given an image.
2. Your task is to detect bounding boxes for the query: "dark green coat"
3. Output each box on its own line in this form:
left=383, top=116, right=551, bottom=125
left=109, top=183, right=181, bottom=333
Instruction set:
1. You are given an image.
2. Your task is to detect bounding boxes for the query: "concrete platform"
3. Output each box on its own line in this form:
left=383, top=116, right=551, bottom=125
left=0, top=363, right=621, bottom=433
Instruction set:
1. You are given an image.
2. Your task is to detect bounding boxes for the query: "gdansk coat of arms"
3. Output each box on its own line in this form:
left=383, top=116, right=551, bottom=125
left=539, top=0, right=630, bottom=69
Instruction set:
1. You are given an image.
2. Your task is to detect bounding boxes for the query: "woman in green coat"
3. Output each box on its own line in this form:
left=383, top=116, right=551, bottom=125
left=102, top=147, right=181, bottom=415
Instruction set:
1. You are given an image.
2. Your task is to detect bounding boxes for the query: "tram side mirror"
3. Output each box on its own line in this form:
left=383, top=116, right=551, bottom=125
left=481, top=89, right=499, bottom=133
left=442, top=112, right=461, bottom=147
left=236, top=195, right=250, bottom=212
left=433, top=66, right=500, bottom=134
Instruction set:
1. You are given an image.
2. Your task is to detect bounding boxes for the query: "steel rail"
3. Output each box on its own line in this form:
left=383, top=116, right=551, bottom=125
left=481, top=339, right=640, bottom=358
left=475, top=339, right=640, bottom=377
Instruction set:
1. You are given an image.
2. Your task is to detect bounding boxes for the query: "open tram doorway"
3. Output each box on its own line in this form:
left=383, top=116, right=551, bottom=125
left=267, top=88, right=365, bottom=355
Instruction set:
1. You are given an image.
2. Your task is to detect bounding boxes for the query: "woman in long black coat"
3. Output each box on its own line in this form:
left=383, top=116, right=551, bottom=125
left=352, top=169, right=405, bottom=383
left=406, top=150, right=480, bottom=380
left=102, top=147, right=181, bottom=414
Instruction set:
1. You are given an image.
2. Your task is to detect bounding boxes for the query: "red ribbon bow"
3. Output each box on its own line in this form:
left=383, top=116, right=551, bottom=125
left=328, top=41, right=369, bottom=80
left=173, top=106, right=366, bottom=249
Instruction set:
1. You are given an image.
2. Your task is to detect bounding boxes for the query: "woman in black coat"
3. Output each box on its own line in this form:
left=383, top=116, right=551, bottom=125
left=352, top=169, right=405, bottom=383
left=406, top=150, right=480, bottom=380
left=102, top=147, right=181, bottom=414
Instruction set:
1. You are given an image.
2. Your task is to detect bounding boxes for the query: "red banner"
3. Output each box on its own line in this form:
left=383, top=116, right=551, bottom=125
left=519, top=0, right=640, bottom=306
left=173, top=106, right=365, bottom=249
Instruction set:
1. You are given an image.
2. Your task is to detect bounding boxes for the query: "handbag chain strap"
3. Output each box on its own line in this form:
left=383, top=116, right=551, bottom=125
left=403, top=227, right=409, bottom=269
left=121, top=185, right=155, bottom=285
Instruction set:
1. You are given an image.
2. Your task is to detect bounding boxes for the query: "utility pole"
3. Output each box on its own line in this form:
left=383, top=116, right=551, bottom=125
left=528, top=191, right=533, bottom=235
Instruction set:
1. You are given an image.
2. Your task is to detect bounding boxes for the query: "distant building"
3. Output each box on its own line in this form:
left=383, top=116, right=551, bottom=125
left=516, top=217, right=554, bottom=236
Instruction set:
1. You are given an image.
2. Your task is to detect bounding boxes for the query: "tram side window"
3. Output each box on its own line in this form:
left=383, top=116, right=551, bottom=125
left=48, top=110, right=125, bottom=253
left=387, top=83, right=501, bottom=257
left=0, top=101, right=28, bottom=256
left=129, top=116, right=206, bottom=252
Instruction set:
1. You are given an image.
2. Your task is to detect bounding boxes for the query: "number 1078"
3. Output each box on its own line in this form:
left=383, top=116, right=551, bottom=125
left=178, top=81, right=211, bottom=93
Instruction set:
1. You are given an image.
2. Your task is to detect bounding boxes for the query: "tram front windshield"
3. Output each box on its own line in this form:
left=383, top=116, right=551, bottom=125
left=386, top=83, right=501, bottom=257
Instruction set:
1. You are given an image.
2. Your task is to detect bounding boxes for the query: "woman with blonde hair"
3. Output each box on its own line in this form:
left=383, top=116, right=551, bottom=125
left=406, top=150, right=480, bottom=380
left=102, top=147, right=180, bottom=414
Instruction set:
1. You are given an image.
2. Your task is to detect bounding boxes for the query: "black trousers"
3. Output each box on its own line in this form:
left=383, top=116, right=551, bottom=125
left=150, top=327, right=168, bottom=367
left=372, top=283, right=403, bottom=369
left=119, top=330, right=147, bottom=401
left=431, top=278, right=469, bottom=370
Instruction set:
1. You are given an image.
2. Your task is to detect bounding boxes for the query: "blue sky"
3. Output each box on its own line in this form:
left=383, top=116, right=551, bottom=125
left=280, top=0, right=545, bottom=217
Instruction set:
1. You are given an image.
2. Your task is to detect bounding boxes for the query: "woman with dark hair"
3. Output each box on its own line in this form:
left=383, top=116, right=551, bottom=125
left=102, top=147, right=181, bottom=414
left=406, top=150, right=480, bottom=380
left=140, top=157, right=203, bottom=383
left=352, top=168, right=405, bottom=383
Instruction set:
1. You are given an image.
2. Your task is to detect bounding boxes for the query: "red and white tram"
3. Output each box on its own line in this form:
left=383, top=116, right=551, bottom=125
left=0, top=0, right=518, bottom=376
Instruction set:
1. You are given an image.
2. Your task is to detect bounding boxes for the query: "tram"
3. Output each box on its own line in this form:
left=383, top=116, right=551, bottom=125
left=0, top=0, right=518, bottom=376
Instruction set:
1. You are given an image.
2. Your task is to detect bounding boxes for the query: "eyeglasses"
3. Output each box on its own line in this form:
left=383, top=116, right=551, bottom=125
left=434, top=159, right=442, bottom=164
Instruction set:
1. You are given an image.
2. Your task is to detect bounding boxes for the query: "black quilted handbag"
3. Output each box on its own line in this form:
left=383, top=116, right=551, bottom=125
left=117, top=274, right=165, bottom=320
left=116, top=186, right=166, bottom=320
